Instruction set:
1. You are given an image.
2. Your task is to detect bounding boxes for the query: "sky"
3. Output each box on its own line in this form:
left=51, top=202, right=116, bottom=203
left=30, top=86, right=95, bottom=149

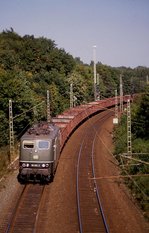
left=0, top=0, right=149, bottom=68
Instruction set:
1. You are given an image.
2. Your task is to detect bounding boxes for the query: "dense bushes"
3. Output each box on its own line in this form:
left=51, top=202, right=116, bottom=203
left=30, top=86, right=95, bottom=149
left=0, top=29, right=76, bottom=146
left=113, top=86, right=149, bottom=219
left=0, top=28, right=149, bottom=149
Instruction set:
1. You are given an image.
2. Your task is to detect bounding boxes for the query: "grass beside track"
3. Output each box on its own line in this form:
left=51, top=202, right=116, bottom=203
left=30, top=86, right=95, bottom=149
left=0, top=145, right=18, bottom=180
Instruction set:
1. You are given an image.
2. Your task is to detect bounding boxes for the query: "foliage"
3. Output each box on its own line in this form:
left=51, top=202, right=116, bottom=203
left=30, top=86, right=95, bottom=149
left=0, top=29, right=149, bottom=211
left=67, top=65, right=93, bottom=104
left=95, top=63, right=119, bottom=98
left=113, top=87, right=149, bottom=218
left=0, top=29, right=76, bottom=147
left=0, top=28, right=149, bottom=150
left=0, top=69, right=41, bottom=146
left=113, top=115, right=127, bottom=156
left=132, top=86, right=149, bottom=139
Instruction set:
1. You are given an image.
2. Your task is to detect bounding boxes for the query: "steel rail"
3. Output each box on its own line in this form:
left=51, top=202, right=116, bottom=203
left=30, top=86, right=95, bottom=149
left=5, top=184, right=45, bottom=233
left=76, top=136, right=86, bottom=233
left=5, top=185, right=27, bottom=233
left=91, top=132, right=109, bottom=233
left=33, top=185, right=46, bottom=233
left=76, top=111, right=112, bottom=233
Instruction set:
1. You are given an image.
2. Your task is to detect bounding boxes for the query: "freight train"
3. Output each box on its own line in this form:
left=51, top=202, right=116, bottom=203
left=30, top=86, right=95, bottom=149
left=17, top=122, right=61, bottom=183
left=17, top=95, right=133, bottom=184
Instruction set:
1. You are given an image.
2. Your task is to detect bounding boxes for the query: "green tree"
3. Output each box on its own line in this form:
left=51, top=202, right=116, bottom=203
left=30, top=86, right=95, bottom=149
left=132, top=86, right=149, bottom=139
left=0, top=70, right=43, bottom=145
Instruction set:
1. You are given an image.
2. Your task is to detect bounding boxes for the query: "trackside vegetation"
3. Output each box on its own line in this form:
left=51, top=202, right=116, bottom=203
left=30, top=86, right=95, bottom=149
left=0, top=29, right=149, bottom=215
left=113, top=86, right=149, bottom=219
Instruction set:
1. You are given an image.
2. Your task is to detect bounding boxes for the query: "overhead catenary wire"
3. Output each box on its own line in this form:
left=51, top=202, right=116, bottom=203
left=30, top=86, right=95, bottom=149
left=15, top=122, right=31, bottom=141
left=8, top=100, right=45, bottom=159
left=74, top=99, right=147, bottom=166
left=83, top=107, right=148, bottom=200
left=90, top=174, right=149, bottom=180
left=119, top=154, right=149, bottom=165
left=13, top=101, right=45, bottom=120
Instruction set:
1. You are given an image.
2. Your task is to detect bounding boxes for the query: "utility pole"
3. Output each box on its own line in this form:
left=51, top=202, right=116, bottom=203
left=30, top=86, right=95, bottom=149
left=93, top=45, right=97, bottom=101
left=120, top=74, right=123, bottom=114
left=127, top=98, right=132, bottom=156
left=70, top=83, right=73, bottom=108
left=47, top=90, right=51, bottom=123
left=9, top=99, right=14, bottom=162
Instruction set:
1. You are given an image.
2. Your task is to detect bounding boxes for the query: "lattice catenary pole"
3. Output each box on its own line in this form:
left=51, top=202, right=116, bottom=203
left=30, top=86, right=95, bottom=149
left=120, top=74, right=123, bottom=113
left=96, top=73, right=100, bottom=100
left=9, top=99, right=14, bottom=161
left=70, top=83, right=73, bottom=108
left=113, top=89, right=119, bottom=125
left=127, top=98, right=132, bottom=156
left=115, top=89, right=118, bottom=119
left=93, top=45, right=97, bottom=101
left=47, top=90, right=51, bottom=123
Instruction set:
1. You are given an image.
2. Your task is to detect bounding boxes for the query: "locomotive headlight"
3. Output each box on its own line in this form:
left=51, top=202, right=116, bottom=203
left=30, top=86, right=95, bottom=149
left=42, top=164, right=46, bottom=168
left=22, top=163, right=30, bottom=168
left=45, top=163, right=49, bottom=168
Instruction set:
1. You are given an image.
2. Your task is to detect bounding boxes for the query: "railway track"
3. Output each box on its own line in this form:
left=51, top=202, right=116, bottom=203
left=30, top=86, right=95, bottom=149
left=76, top=111, right=112, bottom=233
left=1, top=110, right=113, bottom=233
left=4, top=184, right=45, bottom=233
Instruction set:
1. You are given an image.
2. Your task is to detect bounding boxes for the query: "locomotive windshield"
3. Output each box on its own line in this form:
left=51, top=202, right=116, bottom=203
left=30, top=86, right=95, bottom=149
left=23, top=140, right=34, bottom=149
left=38, top=140, right=49, bottom=149
left=22, top=140, right=50, bottom=150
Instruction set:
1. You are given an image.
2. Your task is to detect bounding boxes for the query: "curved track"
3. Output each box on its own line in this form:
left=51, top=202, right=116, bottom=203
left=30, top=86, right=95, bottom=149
left=76, top=111, right=112, bottom=233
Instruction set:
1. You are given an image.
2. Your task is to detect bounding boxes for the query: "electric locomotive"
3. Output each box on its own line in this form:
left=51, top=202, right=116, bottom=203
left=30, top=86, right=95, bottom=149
left=17, top=122, right=61, bottom=183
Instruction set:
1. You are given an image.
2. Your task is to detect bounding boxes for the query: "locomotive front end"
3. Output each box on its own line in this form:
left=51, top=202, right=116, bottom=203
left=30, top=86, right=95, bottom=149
left=17, top=123, right=60, bottom=183
left=18, top=139, right=53, bottom=182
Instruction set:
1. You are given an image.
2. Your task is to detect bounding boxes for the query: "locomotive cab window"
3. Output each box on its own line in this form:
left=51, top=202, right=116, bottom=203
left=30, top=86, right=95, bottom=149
left=23, top=141, right=34, bottom=149
left=38, top=141, right=49, bottom=149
